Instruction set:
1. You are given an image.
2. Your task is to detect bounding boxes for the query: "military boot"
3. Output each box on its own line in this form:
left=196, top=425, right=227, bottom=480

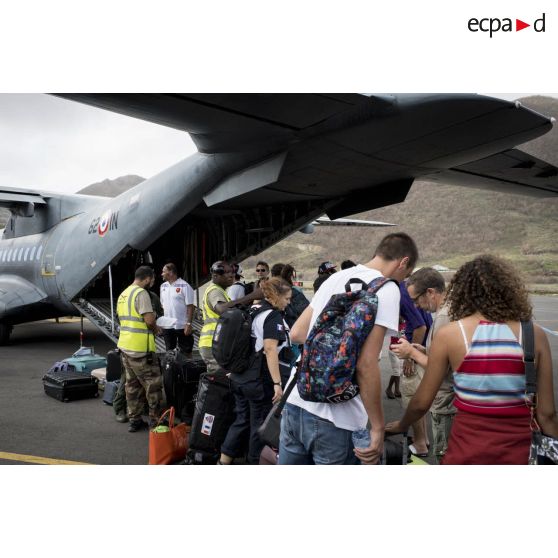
left=128, top=419, right=148, bottom=433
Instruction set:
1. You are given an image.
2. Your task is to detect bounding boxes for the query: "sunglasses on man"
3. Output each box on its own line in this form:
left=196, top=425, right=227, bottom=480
left=256, top=268, right=267, bottom=272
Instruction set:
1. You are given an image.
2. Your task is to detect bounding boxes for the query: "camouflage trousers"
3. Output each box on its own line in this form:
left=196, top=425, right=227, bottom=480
left=199, top=346, right=220, bottom=374
left=121, top=352, right=162, bottom=422
left=431, top=412, right=455, bottom=463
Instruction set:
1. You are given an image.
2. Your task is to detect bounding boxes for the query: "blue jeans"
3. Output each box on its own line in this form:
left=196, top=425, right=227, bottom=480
left=278, top=403, right=359, bottom=465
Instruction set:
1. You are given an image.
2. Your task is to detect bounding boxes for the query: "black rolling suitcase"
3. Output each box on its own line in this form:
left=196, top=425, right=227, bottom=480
left=162, top=350, right=206, bottom=424
left=187, top=370, right=235, bottom=464
left=383, top=432, right=409, bottom=465
left=106, top=349, right=123, bottom=382
left=43, top=369, right=99, bottom=402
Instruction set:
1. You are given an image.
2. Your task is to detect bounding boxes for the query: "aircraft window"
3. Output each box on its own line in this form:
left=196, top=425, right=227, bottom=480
left=36, top=246, right=43, bottom=260
left=11, top=249, right=18, bottom=262
left=0, top=250, right=4, bottom=262
left=18, top=248, right=24, bottom=261
left=30, top=246, right=36, bottom=261
left=24, top=247, right=30, bottom=261
left=7, top=249, right=13, bottom=261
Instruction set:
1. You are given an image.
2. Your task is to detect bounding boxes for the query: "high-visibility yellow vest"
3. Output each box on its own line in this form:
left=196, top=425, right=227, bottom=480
left=199, top=283, right=230, bottom=349
left=116, top=284, right=155, bottom=353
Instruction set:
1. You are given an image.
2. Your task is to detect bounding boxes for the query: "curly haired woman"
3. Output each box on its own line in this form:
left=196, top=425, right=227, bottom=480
left=386, top=254, right=558, bottom=464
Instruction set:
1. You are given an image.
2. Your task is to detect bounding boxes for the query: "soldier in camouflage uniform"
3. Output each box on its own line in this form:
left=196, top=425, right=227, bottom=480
left=116, top=266, right=163, bottom=432
left=114, top=277, right=163, bottom=423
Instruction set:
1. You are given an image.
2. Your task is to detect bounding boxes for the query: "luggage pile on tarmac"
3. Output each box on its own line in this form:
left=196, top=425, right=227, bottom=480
left=42, top=347, right=106, bottom=402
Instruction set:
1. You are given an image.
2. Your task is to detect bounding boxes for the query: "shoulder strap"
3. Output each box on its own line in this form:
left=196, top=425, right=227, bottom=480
left=272, top=362, right=301, bottom=417
left=521, top=320, right=536, bottom=397
left=367, top=276, right=399, bottom=294
left=457, top=320, right=469, bottom=351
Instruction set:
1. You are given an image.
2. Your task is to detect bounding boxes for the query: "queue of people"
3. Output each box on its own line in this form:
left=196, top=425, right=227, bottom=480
left=114, top=235, right=558, bottom=465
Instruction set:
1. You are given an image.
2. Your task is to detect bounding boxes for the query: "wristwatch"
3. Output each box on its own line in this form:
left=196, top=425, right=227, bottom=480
left=273, top=382, right=281, bottom=386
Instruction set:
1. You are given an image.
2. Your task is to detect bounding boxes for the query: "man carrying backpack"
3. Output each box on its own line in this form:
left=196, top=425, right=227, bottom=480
left=226, top=263, right=254, bottom=301
left=199, top=261, right=262, bottom=373
left=279, top=233, right=419, bottom=465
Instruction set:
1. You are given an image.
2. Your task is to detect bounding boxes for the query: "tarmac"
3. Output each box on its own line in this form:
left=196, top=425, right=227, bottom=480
left=1, top=295, right=557, bottom=465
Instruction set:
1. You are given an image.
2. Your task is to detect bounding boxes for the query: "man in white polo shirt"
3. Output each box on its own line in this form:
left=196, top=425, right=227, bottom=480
left=160, top=263, right=195, bottom=356
left=279, top=233, right=419, bottom=465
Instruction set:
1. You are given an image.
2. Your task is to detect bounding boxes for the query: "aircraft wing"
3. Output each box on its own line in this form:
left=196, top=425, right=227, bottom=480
left=313, top=217, right=395, bottom=227
left=54, top=93, right=558, bottom=206
left=55, top=93, right=380, bottom=154
left=0, top=187, right=47, bottom=207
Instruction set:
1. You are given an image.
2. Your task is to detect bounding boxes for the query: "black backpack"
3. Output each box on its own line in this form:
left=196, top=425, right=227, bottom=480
left=212, top=305, right=268, bottom=374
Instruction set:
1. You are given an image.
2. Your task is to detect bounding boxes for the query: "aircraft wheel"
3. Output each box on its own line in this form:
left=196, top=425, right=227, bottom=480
left=0, top=323, right=12, bottom=346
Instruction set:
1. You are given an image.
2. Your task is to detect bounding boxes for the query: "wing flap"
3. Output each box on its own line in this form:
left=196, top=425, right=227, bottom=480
left=431, top=149, right=558, bottom=197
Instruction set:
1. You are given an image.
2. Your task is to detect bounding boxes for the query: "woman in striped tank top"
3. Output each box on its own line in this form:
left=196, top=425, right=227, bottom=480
left=386, top=255, right=558, bottom=464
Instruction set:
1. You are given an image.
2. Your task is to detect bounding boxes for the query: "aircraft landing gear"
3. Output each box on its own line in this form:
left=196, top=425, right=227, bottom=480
left=0, top=323, right=12, bottom=345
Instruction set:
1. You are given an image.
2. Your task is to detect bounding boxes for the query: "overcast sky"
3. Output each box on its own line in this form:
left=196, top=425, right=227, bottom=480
left=0, top=93, right=551, bottom=195
left=0, top=94, right=196, bottom=194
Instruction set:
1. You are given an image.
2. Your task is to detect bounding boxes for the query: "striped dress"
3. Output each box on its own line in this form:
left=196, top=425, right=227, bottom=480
left=442, top=321, right=531, bottom=465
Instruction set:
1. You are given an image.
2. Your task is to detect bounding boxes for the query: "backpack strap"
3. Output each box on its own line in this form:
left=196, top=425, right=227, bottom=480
left=271, top=361, right=301, bottom=418
left=521, top=320, right=536, bottom=397
left=521, top=319, right=540, bottom=432
left=369, top=276, right=399, bottom=293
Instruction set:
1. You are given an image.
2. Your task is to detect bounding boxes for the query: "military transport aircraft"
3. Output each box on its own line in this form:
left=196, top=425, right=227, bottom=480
left=1, top=93, right=557, bottom=345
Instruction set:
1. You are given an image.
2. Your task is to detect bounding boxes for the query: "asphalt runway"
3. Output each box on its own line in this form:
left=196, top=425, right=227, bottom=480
left=1, top=295, right=557, bottom=465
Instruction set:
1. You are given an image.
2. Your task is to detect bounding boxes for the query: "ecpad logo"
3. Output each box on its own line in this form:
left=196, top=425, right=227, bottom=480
left=468, top=13, right=546, bottom=37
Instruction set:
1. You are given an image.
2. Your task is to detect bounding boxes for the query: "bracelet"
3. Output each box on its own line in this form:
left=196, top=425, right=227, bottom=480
left=273, top=382, right=281, bottom=386
left=185, top=322, right=191, bottom=326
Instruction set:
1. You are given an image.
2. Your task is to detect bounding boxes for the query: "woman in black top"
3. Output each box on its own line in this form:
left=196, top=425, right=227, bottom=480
left=280, top=264, right=309, bottom=365
left=219, top=278, right=292, bottom=464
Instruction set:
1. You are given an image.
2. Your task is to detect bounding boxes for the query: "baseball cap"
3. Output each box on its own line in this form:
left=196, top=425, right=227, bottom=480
left=210, top=261, right=227, bottom=274
left=318, top=261, right=336, bottom=274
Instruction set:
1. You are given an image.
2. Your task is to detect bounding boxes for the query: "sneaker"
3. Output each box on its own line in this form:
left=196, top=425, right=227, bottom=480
left=115, top=413, right=129, bottom=423
left=128, top=420, right=148, bottom=433
left=148, top=418, right=158, bottom=429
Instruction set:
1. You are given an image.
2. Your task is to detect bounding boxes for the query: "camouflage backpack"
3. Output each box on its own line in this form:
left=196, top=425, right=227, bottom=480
left=297, top=276, right=396, bottom=403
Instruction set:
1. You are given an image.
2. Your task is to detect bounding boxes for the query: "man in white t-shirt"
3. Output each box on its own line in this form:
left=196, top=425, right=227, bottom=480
left=226, top=263, right=248, bottom=301
left=160, top=263, right=195, bottom=356
left=279, top=232, right=419, bottom=465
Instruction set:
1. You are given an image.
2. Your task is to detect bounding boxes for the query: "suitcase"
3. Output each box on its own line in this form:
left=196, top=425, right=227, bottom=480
left=63, top=346, right=107, bottom=375
left=91, top=367, right=107, bottom=390
left=103, top=380, right=120, bottom=405
left=162, top=351, right=206, bottom=424
left=106, top=349, right=124, bottom=382
left=43, top=369, right=99, bottom=402
left=187, top=370, right=235, bottom=464
left=383, top=432, right=409, bottom=465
